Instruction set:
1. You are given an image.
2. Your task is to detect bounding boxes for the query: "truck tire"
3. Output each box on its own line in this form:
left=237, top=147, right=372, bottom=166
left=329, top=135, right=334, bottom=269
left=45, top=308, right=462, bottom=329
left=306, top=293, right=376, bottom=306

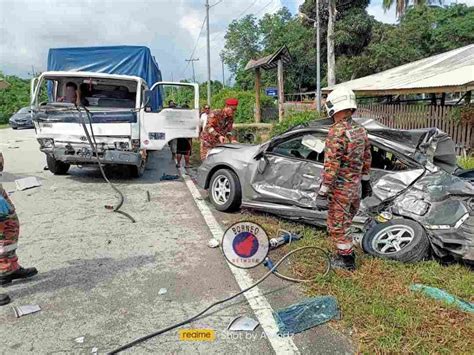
left=208, top=168, right=242, bottom=212
left=362, top=219, right=430, bottom=263
left=129, top=157, right=146, bottom=178
left=46, top=155, right=70, bottom=175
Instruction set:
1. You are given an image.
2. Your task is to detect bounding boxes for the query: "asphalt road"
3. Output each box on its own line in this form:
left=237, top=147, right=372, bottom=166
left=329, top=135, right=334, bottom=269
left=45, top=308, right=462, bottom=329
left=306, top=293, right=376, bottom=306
left=0, top=128, right=352, bottom=354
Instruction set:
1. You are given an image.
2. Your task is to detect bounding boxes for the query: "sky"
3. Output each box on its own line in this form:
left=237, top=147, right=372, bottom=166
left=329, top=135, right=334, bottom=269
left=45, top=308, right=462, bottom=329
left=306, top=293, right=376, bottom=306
left=0, top=0, right=473, bottom=82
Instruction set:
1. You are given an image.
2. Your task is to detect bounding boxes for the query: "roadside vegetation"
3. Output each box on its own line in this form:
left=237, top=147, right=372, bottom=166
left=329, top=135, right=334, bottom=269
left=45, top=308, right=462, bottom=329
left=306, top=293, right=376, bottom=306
left=216, top=210, right=474, bottom=354
left=458, top=155, right=474, bottom=170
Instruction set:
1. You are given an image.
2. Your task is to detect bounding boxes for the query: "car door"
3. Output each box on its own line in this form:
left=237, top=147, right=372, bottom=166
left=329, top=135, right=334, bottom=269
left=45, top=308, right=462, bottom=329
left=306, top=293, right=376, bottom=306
left=140, top=82, right=199, bottom=151
left=250, top=132, right=326, bottom=209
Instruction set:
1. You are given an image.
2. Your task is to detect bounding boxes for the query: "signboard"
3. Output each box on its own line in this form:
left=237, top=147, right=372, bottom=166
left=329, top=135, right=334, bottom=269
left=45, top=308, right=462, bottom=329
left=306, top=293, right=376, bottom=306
left=265, top=87, right=278, bottom=97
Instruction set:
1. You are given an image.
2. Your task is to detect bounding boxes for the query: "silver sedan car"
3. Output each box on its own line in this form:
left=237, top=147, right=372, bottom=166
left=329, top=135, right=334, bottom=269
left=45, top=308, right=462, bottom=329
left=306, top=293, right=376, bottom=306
left=197, top=118, right=474, bottom=264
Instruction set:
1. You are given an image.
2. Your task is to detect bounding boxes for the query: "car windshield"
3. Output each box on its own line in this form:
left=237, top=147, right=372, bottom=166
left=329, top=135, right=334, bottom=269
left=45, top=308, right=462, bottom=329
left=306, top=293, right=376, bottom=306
left=18, top=107, right=30, bottom=114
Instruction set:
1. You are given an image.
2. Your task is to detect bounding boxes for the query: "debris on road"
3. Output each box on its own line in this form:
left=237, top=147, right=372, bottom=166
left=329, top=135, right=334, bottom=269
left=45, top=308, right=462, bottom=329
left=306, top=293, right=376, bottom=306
left=146, top=191, right=151, bottom=202
left=15, top=177, right=41, bottom=191
left=160, top=173, right=179, bottom=181
left=91, top=347, right=98, bottom=354
left=207, top=238, right=220, bottom=248
left=158, top=288, right=167, bottom=295
left=12, top=304, right=41, bottom=318
left=273, top=296, right=340, bottom=335
left=74, top=336, right=85, bottom=344
left=227, top=316, right=259, bottom=331
left=410, top=284, right=474, bottom=313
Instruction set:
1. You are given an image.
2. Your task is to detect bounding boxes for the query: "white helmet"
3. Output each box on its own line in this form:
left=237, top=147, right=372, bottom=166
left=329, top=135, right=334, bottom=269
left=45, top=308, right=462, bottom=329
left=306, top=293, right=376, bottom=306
left=325, top=86, right=357, bottom=117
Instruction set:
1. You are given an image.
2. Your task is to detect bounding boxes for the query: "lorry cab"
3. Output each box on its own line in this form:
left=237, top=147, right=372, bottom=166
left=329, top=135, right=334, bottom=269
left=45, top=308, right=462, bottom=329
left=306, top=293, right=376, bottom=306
left=31, top=71, right=199, bottom=177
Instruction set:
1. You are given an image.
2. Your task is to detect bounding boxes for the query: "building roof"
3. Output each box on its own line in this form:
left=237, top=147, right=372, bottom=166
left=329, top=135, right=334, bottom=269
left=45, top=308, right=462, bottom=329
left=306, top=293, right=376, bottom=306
left=245, top=46, right=292, bottom=71
left=323, top=44, right=474, bottom=96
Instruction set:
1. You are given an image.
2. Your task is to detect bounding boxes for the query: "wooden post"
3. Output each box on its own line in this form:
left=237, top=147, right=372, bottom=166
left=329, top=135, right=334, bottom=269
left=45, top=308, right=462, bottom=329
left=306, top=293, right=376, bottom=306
left=255, top=68, right=261, bottom=123
left=278, top=59, right=284, bottom=122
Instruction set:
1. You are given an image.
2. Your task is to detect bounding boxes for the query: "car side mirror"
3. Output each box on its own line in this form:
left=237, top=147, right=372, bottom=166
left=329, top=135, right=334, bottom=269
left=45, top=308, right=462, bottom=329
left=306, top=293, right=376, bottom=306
left=143, top=90, right=152, bottom=112
left=257, top=154, right=269, bottom=174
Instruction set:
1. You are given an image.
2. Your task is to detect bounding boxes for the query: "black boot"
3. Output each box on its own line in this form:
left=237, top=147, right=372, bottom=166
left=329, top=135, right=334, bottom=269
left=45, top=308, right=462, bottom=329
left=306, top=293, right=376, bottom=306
left=331, top=253, right=356, bottom=271
left=0, top=293, right=11, bottom=306
left=0, top=267, right=38, bottom=286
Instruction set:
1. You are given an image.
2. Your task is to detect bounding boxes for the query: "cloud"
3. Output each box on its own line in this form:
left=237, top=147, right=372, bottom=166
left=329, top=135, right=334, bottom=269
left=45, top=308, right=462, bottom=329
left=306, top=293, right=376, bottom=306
left=0, top=0, right=472, bottom=83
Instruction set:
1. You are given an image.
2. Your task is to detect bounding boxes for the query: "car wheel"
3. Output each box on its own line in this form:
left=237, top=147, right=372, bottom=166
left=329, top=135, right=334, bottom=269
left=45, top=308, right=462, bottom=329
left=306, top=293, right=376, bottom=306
left=362, top=219, right=430, bottom=263
left=46, top=155, right=70, bottom=175
left=209, top=169, right=242, bottom=212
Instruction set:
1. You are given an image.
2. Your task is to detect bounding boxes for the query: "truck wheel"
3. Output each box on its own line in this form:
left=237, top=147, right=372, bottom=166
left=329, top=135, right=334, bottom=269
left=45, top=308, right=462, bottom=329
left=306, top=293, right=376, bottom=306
left=129, top=157, right=146, bottom=178
left=208, top=168, right=242, bottom=212
left=46, top=155, right=70, bottom=175
left=362, top=219, right=430, bottom=263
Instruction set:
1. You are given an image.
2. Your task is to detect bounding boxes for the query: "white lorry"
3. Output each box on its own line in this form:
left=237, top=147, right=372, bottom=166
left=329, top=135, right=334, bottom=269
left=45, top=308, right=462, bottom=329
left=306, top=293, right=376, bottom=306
left=31, top=46, right=199, bottom=177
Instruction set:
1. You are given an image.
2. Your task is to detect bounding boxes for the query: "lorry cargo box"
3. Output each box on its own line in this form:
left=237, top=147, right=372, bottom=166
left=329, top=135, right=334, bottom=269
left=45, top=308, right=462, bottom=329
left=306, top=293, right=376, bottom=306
left=47, top=45, right=162, bottom=109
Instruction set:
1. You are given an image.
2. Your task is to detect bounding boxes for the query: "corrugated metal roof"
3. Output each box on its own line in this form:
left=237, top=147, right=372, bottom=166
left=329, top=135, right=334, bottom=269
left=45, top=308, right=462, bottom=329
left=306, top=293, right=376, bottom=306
left=323, top=44, right=474, bottom=95
left=245, top=46, right=292, bottom=71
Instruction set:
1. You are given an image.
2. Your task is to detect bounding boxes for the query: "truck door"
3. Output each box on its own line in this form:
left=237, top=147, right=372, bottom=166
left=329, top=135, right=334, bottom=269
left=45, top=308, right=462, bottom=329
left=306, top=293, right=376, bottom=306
left=140, top=82, right=199, bottom=151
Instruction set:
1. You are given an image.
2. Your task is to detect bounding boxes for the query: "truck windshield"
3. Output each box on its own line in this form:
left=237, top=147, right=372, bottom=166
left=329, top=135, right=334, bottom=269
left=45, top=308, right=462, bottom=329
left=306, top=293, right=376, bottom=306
left=37, top=76, right=138, bottom=110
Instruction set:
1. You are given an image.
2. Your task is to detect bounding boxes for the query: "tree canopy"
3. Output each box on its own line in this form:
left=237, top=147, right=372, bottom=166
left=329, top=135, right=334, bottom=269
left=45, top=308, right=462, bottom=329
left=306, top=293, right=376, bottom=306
left=222, top=2, right=474, bottom=93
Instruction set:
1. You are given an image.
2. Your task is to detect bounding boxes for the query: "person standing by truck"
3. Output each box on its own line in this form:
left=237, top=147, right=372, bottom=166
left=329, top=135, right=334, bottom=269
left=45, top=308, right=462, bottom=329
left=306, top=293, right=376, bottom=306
left=0, top=151, right=38, bottom=291
left=200, top=98, right=239, bottom=160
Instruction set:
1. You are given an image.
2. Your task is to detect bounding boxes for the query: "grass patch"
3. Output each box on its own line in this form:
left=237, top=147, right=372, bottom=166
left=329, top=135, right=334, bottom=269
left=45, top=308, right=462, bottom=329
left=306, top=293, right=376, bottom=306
left=221, top=210, right=474, bottom=353
left=0, top=123, right=9, bottom=129
left=458, top=156, right=474, bottom=170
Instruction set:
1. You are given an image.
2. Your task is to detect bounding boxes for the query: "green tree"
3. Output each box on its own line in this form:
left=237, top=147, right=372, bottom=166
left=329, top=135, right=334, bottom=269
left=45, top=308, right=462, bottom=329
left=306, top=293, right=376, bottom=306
left=0, top=72, right=31, bottom=124
left=382, top=0, right=443, bottom=17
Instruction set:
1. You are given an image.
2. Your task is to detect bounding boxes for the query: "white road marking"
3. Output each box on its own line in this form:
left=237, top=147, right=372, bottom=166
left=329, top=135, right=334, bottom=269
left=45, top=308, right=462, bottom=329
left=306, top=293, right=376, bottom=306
left=182, top=170, right=300, bottom=355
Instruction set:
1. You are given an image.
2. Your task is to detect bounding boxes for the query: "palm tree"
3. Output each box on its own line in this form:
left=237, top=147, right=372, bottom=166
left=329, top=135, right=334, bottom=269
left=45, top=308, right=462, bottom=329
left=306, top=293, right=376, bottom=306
left=383, top=0, right=443, bottom=17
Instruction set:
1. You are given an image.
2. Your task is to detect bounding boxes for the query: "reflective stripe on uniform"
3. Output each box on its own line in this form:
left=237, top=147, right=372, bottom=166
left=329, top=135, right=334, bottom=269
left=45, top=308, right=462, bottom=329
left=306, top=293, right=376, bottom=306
left=336, top=242, right=352, bottom=250
left=320, top=185, right=329, bottom=194
left=0, top=243, right=18, bottom=254
left=362, top=174, right=371, bottom=181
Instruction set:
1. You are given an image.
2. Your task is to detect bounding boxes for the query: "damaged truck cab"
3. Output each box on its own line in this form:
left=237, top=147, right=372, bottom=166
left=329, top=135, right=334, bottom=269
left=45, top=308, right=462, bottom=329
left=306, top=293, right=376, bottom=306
left=31, top=46, right=199, bottom=177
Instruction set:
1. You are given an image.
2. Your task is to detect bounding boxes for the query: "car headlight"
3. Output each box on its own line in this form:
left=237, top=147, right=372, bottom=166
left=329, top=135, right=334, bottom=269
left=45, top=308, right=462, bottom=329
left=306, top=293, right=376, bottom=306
left=37, top=138, right=54, bottom=148
left=206, top=148, right=224, bottom=159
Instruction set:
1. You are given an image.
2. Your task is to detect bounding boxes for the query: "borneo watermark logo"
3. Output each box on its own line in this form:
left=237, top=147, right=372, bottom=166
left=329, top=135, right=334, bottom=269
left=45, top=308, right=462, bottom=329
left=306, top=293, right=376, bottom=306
left=222, top=221, right=269, bottom=269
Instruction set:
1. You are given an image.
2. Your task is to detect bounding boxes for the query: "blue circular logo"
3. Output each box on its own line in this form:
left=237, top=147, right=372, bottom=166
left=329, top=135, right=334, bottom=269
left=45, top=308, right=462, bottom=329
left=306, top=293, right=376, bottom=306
left=232, top=232, right=259, bottom=258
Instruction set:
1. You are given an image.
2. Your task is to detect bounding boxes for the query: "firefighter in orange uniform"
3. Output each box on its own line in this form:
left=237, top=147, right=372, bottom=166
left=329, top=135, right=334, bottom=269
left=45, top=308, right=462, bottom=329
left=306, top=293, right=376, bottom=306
left=315, top=87, right=372, bottom=271
left=200, top=98, right=239, bottom=160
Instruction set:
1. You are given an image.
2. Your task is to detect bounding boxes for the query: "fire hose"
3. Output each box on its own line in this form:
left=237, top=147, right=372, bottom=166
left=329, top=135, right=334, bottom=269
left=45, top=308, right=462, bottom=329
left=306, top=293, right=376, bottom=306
left=107, top=245, right=331, bottom=354
left=76, top=106, right=136, bottom=223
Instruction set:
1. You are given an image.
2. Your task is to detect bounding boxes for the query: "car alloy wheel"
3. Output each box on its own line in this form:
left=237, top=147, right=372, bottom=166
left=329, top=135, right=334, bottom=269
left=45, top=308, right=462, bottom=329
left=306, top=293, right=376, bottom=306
left=371, top=224, right=415, bottom=254
left=211, top=174, right=231, bottom=206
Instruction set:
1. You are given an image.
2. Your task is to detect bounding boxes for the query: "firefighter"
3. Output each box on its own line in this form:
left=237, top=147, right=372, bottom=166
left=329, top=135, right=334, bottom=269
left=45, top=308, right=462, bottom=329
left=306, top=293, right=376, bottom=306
left=0, top=151, right=37, bottom=295
left=315, top=87, right=372, bottom=271
left=200, top=98, right=239, bottom=160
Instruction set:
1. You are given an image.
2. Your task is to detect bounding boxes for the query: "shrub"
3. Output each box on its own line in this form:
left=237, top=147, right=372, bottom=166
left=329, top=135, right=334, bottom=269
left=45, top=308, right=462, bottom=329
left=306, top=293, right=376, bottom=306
left=271, top=110, right=323, bottom=137
left=211, top=89, right=275, bottom=123
left=458, top=156, right=474, bottom=170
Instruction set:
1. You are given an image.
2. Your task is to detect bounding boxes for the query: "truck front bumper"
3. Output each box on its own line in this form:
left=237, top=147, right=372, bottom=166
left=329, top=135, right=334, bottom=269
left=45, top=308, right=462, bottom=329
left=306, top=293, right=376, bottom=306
left=41, top=147, right=142, bottom=166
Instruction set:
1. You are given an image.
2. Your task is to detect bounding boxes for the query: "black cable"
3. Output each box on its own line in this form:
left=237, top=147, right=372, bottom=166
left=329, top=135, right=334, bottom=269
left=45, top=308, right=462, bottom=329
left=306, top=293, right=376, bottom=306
left=106, top=246, right=331, bottom=354
left=76, top=106, right=136, bottom=223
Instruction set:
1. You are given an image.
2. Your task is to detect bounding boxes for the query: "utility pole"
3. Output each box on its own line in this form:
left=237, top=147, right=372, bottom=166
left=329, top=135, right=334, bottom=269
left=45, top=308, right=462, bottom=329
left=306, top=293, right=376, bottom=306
left=206, top=0, right=211, bottom=105
left=221, top=55, right=225, bottom=88
left=315, top=0, right=321, bottom=112
left=185, top=58, right=199, bottom=82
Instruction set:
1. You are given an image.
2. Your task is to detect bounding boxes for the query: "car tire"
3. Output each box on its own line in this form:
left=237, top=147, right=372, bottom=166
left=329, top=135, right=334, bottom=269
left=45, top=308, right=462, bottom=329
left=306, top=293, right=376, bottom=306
left=129, top=157, right=146, bottom=178
left=11, top=126, right=17, bottom=130
left=209, top=168, right=242, bottom=212
left=362, top=218, right=430, bottom=263
left=46, top=155, right=70, bottom=175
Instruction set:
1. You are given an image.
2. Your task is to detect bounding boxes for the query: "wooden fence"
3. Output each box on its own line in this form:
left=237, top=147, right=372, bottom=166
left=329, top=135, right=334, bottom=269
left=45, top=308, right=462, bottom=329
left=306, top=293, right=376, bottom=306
left=354, top=104, right=473, bottom=155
